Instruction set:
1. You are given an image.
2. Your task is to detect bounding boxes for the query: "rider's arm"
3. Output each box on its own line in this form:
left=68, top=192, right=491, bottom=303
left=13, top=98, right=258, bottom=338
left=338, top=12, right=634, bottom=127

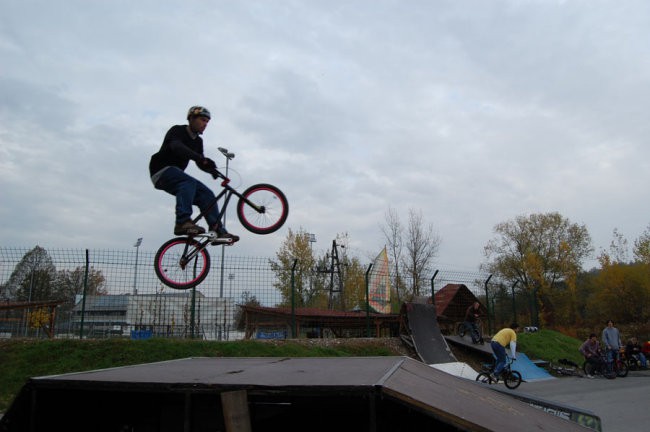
left=509, top=341, right=517, bottom=359
left=168, top=139, right=204, bottom=163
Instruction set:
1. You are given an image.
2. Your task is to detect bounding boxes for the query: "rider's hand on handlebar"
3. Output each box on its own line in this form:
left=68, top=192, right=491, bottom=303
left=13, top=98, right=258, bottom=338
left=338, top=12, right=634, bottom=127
left=199, top=157, right=217, bottom=170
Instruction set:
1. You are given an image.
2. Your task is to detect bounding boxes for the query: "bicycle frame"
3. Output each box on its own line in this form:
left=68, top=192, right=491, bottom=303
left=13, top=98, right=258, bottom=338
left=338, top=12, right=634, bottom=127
left=190, top=170, right=263, bottom=230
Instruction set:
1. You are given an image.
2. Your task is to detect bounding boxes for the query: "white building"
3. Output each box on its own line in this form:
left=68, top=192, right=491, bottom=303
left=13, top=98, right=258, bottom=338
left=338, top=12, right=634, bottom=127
left=72, top=292, right=237, bottom=340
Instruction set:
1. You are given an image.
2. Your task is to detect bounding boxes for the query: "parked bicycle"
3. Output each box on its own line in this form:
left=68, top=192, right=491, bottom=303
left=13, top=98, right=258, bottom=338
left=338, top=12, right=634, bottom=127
left=475, top=356, right=522, bottom=389
left=620, top=346, right=646, bottom=371
left=154, top=168, right=288, bottom=289
left=456, top=319, right=484, bottom=344
left=582, top=350, right=628, bottom=379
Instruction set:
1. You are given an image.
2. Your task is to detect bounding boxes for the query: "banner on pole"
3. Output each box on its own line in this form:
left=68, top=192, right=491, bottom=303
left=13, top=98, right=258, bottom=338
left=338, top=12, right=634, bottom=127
left=368, top=247, right=391, bottom=314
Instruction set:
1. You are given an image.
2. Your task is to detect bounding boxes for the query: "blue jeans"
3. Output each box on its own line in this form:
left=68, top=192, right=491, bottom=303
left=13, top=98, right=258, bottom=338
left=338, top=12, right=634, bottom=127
left=606, top=348, right=619, bottom=373
left=491, top=341, right=507, bottom=376
left=154, top=167, right=221, bottom=228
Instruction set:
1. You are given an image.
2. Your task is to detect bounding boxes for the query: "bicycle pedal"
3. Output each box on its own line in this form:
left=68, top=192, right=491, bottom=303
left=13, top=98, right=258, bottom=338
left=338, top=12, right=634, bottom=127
left=211, top=238, right=234, bottom=245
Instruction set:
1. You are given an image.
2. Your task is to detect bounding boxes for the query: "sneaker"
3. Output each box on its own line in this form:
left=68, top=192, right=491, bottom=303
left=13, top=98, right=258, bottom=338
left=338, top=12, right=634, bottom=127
left=209, top=230, right=240, bottom=245
left=174, top=220, right=206, bottom=236
left=586, top=374, right=594, bottom=379
left=490, top=373, right=498, bottom=382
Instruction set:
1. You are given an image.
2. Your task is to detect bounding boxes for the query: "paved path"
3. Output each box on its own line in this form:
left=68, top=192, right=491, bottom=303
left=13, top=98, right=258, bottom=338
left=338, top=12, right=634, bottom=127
left=520, top=369, right=650, bottom=432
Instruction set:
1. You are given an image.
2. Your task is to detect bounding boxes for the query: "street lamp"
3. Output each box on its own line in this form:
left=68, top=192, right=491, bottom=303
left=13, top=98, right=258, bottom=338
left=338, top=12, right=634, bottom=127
left=133, top=237, right=142, bottom=295
left=217, top=148, right=234, bottom=340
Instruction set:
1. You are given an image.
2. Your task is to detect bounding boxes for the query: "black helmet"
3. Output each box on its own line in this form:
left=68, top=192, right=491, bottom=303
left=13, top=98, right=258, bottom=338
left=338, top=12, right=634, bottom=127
left=187, top=106, right=211, bottom=120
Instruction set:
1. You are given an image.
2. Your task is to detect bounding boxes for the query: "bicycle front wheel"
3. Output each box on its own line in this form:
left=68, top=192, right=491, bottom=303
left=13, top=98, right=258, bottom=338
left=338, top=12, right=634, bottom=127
left=475, top=372, right=493, bottom=384
left=154, top=238, right=211, bottom=289
left=503, top=370, right=522, bottom=389
left=237, top=183, right=289, bottom=234
left=616, top=360, right=629, bottom=377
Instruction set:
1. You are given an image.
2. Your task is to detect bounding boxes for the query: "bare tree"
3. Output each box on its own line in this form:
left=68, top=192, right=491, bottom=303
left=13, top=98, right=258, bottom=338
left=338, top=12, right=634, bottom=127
left=380, top=207, right=404, bottom=302
left=402, top=209, right=441, bottom=298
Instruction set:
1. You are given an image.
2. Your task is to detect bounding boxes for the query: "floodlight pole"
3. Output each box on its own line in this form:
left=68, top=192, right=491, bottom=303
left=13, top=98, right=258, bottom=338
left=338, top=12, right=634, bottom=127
left=217, top=147, right=234, bottom=340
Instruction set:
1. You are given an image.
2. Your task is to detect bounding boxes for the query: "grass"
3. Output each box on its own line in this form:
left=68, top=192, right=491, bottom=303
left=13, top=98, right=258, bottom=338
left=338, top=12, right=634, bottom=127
left=0, top=330, right=584, bottom=413
left=518, top=329, right=584, bottom=365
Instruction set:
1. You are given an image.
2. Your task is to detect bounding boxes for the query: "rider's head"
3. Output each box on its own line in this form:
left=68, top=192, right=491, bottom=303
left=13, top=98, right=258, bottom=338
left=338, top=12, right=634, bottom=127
left=187, top=106, right=211, bottom=135
left=510, top=322, right=519, bottom=330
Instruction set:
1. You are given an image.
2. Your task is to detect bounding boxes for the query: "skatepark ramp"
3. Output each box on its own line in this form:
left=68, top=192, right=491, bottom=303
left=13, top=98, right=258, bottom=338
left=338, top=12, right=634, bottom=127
left=0, top=356, right=589, bottom=432
left=400, top=301, right=457, bottom=364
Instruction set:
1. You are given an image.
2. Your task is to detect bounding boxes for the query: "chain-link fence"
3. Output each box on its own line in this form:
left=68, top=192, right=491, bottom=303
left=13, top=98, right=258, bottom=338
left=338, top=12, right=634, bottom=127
left=1, top=247, right=522, bottom=340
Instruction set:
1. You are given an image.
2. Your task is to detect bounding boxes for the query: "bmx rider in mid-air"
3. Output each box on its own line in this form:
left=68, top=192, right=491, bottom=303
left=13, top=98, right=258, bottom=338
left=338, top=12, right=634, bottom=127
left=149, top=105, right=239, bottom=244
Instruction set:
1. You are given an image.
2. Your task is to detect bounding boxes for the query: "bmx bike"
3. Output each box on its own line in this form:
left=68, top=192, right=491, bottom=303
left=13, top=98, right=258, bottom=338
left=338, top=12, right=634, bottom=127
left=154, top=168, right=288, bottom=290
left=456, top=319, right=484, bottom=344
left=583, top=349, right=628, bottom=378
left=475, top=356, right=522, bottom=389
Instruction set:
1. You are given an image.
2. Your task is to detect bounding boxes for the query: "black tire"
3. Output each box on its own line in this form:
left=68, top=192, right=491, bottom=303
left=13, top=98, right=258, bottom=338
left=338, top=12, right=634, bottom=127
left=457, top=323, right=466, bottom=338
left=476, top=372, right=493, bottom=384
left=616, top=360, right=629, bottom=377
left=154, top=237, right=211, bottom=289
left=237, top=184, right=288, bottom=234
left=504, top=370, right=522, bottom=389
left=583, top=361, right=597, bottom=377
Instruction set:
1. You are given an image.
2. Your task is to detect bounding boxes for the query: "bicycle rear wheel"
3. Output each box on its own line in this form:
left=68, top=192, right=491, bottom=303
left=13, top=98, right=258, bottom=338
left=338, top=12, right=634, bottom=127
left=457, top=323, right=466, bottom=338
left=503, top=370, right=522, bottom=389
left=237, top=183, right=288, bottom=234
left=154, top=237, right=211, bottom=289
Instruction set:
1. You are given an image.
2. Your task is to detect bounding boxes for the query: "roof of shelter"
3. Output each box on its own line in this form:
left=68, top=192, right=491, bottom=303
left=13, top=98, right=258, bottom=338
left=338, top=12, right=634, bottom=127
left=434, top=284, right=481, bottom=321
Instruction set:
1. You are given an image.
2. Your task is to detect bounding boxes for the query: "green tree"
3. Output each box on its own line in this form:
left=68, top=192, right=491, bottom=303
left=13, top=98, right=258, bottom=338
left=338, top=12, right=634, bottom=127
left=482, top=212, right=593, bottom=326
left=633, top=224, right=650, bottom=264
left=4, top=246, right=57, bottom=302
left=270, top=228, right=317, bottom=307
left=55, top=267, right=107, bottom=301
left=588, top=230, right=650, bottom=324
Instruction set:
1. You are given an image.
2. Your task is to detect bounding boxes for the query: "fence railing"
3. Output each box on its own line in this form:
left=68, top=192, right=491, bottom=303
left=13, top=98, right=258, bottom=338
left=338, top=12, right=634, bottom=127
left=0, top=247, right=519, bottom=340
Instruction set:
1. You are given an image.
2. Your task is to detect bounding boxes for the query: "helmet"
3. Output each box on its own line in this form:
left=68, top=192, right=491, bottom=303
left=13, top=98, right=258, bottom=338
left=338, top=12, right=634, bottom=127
left=187, top=106, right=211, bottom=120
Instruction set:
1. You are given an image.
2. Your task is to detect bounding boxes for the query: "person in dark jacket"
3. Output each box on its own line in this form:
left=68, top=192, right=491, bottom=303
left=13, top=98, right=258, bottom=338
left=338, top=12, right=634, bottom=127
left=625, top=337, right=648, bottom=369
left=149, top=106, right=238, bottom=243
left=579, top=333, right=605, bottom=378
left=463, top=302, right=483, bottom=343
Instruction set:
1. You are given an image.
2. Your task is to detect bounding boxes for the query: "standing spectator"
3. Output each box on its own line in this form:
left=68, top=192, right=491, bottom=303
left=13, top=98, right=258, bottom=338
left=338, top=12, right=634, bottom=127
left=625, top=337, right=648, bottom=369
left=579, top=333, right=604, bottom=378
left=602, top=320, right=622, bottom=373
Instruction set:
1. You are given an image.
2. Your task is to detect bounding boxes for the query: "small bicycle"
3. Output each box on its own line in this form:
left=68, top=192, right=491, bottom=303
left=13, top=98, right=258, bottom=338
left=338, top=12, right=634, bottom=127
left=475, top=356, right=522, bottom=389
left=456, top=319, right=484, bottom=344
left=154, top=168, right=288, bottom=290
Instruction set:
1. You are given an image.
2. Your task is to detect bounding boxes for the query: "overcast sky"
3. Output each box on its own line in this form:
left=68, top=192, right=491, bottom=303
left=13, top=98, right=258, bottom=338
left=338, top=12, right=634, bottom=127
left=2, top=1, right=649, bottom=271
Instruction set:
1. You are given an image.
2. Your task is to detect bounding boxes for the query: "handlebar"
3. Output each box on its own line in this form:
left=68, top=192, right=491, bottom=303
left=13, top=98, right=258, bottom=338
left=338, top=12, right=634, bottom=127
left=209, top=168, right=230, bottom=186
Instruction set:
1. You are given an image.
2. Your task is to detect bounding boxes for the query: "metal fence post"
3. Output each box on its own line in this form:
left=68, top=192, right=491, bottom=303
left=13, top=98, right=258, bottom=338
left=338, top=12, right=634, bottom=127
left=79, top=249, right=89, bottom=339
left=484, top=274, right=492, bottom=335
left=365, top=263, right=373, bottom=337
left=290, top=259, right=298, bottom=338
left=511, top=280, right=519, bottom=323
left=430, top=270, right=439, bottom=302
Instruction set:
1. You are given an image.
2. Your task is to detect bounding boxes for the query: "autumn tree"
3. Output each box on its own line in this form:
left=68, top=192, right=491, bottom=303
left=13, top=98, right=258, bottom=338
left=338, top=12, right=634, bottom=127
left=55, top=267, right=107, bottom=301
left=482, top=212, right=593, bottom=327
left=270, top=228, right=317, bottom=307
left=633, top=224, right=650, bottom=264
left=3, top=246, right=57, bottom=301
left=588, top=229, right=650, bottom=324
